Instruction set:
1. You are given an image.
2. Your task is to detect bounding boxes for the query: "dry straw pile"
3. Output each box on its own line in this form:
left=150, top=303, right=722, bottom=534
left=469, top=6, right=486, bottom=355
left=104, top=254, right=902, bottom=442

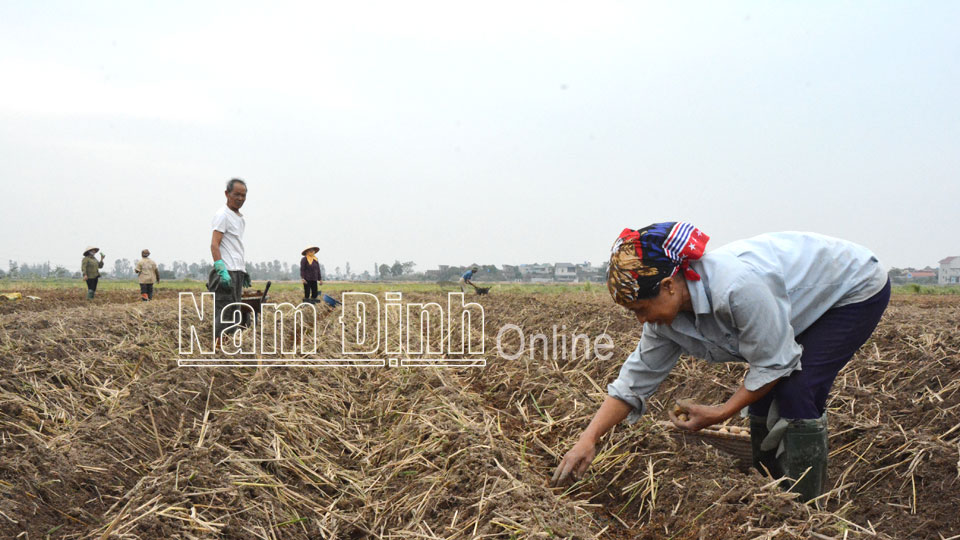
left=0, top=290, right=957, bottom=539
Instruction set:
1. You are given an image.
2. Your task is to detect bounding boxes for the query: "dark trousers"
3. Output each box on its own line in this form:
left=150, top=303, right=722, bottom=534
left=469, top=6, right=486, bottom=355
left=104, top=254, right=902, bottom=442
left=86, top=277, right=99, bottom=292
left=215, top=271, right=245, bottom=337
left=749, top=280, right=891, bottom=419
left=303, top=280, right=319, bottom=300
left=140, top=283, right=154, bottom=300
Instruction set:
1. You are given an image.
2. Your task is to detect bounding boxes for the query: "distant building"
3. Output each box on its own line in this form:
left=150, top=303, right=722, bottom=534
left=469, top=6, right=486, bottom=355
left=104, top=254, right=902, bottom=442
left=906, top=270, right=936, bottom=280
left=520, top=263, right=554, bottom=282
left=576, top=262, right=606, bottom=283
left=501, top=264, right=521, bottom=281
left=939, top=256, right=960, bottom=285
left=420, top=261, right=606, bottom=283
left=554, top=263, right=578, bottom=282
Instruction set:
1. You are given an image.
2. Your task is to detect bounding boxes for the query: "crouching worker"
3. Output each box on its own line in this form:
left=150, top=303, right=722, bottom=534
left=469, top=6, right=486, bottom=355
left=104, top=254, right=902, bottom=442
left=135, top=249, right=159, bottom=301
left=550, top=222, right=890, bottom=503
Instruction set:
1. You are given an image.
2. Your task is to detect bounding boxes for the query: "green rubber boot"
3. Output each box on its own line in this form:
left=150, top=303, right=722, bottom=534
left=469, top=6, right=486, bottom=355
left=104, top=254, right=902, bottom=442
left=86, top=289, right=95, bottom=300
left=778, top=416, right=829, bottom=503
left=750, top=415, right=783, bottom=478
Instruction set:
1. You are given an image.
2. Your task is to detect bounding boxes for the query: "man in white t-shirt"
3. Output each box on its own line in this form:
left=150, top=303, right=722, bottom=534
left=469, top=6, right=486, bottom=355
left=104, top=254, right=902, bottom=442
left=210, top=178, right=249, bottom=339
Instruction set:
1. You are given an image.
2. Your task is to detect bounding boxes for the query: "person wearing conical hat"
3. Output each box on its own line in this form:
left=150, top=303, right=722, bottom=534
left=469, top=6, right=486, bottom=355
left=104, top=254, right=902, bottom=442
left=81, top=246, right=105, bottom=300
left=551, top=222, right=890, bottom=503
left=300, top=246, right=322, bottom=303
left=134, top=249, right=159, bottom=301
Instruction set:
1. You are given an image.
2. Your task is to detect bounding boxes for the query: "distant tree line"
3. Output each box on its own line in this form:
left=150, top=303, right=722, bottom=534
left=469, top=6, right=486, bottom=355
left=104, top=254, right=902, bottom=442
left=377, top=260, right=418, bottom=279
left=373, top=262, right=524, bottom=282
left=3, top=261, right=74, bottom=279
left=2, top=259, right=328, bottom=281
left=1, top=258, right=605, bottom=282
left=887, top=267, right=939, bottom=285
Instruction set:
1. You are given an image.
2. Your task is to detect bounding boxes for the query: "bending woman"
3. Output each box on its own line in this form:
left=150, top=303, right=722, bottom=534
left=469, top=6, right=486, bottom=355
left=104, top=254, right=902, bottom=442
left=551, top=222, right=889, bottom=502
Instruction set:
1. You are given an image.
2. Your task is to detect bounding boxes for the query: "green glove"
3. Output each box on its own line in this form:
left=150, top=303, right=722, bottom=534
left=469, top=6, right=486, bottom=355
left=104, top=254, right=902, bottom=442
left=214, top=260, right=232, bottom=286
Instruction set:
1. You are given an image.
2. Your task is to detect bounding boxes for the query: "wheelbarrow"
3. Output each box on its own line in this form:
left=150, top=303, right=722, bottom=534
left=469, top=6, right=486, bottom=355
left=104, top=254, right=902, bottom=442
left=473, top=285, right=493, bottom=296
left=240, top=281, right=271, bottom=327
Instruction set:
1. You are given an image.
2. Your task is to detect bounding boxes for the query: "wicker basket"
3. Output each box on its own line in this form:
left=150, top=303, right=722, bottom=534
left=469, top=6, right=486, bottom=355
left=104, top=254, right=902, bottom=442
left=658, top=421, right=754, bottom=469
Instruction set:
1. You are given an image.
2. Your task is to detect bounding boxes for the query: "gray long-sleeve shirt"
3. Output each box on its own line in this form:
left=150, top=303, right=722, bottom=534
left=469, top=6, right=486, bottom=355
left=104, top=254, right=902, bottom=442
left=607, top=232, right=888, bottom=424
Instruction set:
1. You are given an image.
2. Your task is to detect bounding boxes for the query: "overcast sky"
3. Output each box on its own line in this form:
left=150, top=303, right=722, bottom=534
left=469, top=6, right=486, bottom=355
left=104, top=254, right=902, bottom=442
left=1, top=1, right=957, bottom=275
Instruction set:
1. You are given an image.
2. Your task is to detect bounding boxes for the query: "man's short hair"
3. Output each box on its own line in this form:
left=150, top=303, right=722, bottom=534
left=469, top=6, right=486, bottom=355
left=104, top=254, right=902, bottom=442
left=226, top=178, right=247, bottom=193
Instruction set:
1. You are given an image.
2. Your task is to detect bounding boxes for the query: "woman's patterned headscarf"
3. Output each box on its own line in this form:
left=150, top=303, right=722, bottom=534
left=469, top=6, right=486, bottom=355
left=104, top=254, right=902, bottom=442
left=607, top=222, right=710, bottom=304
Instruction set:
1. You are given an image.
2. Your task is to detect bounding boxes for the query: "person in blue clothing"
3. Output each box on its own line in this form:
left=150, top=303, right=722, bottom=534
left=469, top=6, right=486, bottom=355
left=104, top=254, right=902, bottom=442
left=550, top=222, right=890, bottom=503
left=460, top=266, right=479, bottom=293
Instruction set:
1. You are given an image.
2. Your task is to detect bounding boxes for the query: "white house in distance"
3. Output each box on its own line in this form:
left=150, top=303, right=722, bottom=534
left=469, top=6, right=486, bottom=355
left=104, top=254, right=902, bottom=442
left=554, top=263, right=578, bottom=282
left=520, top=263, right=554, bottom=283
left=939, top=256, right=960, bottom=285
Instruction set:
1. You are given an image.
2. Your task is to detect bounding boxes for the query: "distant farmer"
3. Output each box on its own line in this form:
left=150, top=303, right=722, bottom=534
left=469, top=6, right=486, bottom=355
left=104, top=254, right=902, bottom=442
left=551, top=222, right=890, bottom=503
left=460, top=266, right=478, bottom=293
left=209, top=179, right=250, bottom=341
left=300, top=246, right=323, bottom=303
left=81, top=246, right=105, bottom=299
left=134, top=249, right=159, bottom=301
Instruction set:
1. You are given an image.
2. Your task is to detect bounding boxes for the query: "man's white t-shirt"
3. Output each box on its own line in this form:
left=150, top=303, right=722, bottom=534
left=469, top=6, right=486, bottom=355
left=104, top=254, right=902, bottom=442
left=211, top=206, right=245, bottom=271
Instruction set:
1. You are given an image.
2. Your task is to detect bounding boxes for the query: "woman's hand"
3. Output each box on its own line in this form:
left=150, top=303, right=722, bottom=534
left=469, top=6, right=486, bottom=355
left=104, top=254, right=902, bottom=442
left=550, top=396, right=631, bottom=487
left=550, top=436, right=597, bottom=486
left=668, top=399, right=727, bottom=431
left=302, top=279, right=306, bottom=284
